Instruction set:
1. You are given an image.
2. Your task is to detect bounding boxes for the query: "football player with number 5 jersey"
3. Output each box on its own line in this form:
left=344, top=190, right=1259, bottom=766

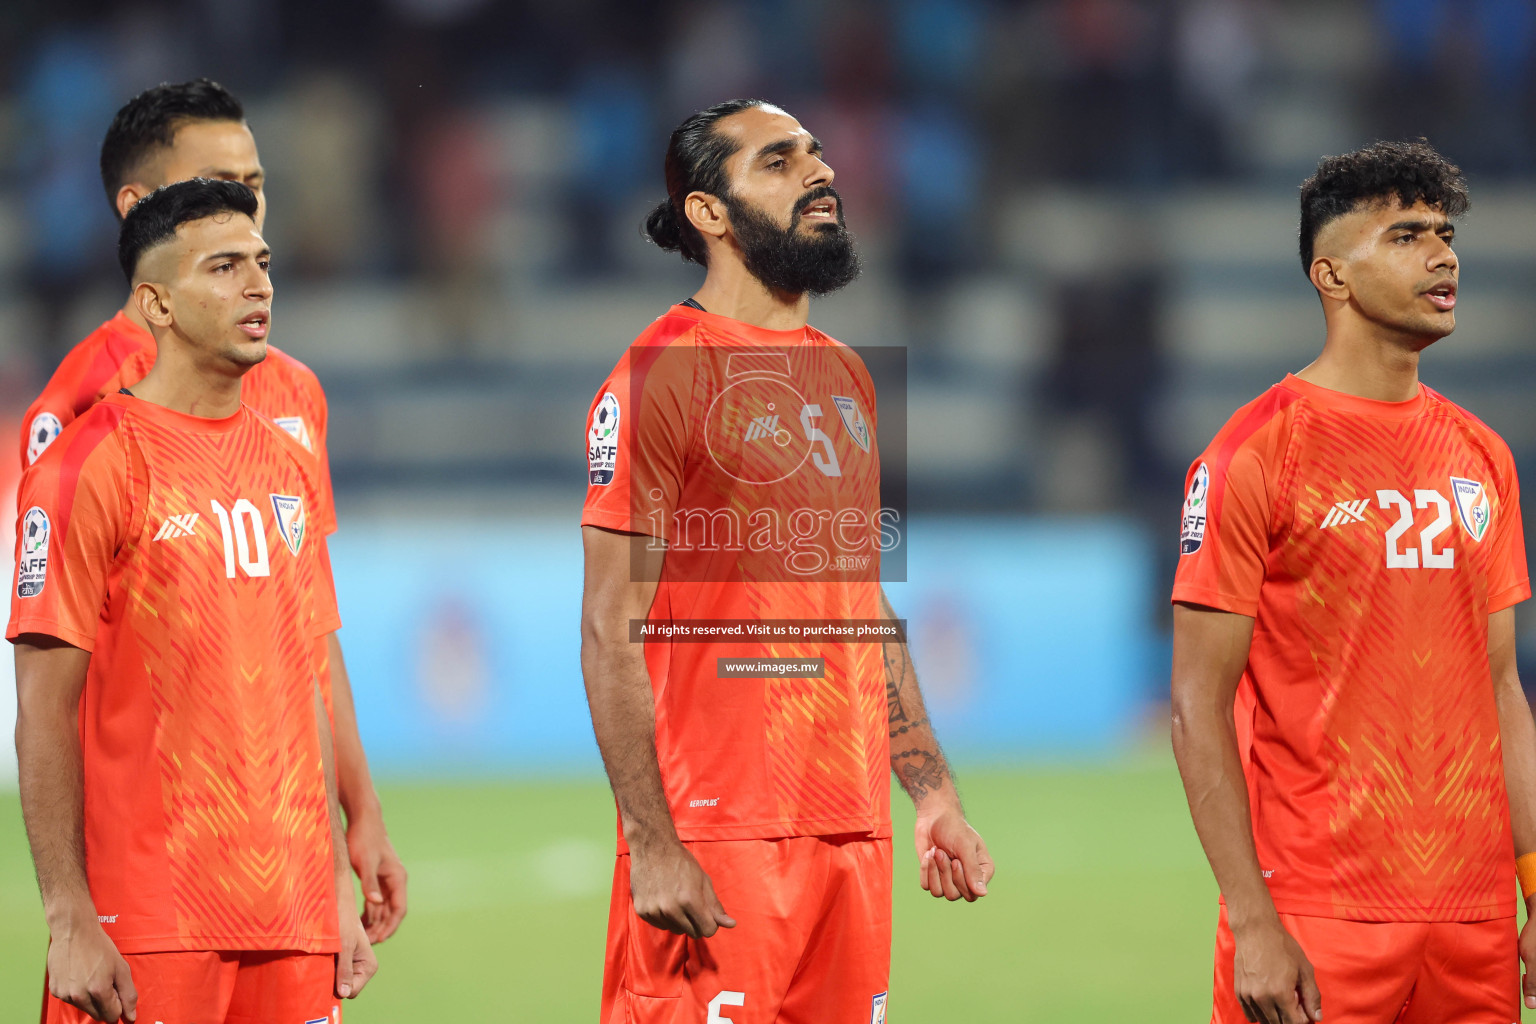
left=581, top=99, right=993, bottom=1024
left=11, top=179, right=375, bottom=1024
left=1171, top=141, right=1536, bottom=1024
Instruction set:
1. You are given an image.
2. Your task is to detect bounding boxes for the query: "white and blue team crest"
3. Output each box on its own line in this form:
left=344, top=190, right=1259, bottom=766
left=269, top=494, right=307, bottom=555
left=26, top=412, right=62, bottom=465
left=273, top=416, right=314, bottom=452
left=831, top=395, right=870, bottom=453
left=1450, top=476, right=1492, bottom=542
left=869, top=992, right=888, bottom=1024
left=588, top=392, right=620, bottom=485
left=1180, top=462, right=1210, bottom=555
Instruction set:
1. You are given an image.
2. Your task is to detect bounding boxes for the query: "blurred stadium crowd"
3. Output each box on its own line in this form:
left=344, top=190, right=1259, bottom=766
left=2, top=0, right=1534, bottom=520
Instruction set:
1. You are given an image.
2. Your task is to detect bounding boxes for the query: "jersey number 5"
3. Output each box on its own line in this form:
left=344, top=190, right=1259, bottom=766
left=1377, top=488, right=1454, bottom=570
left=209, top=499, right=272, bottom=579
left=800, top=404, right=842, bottom=478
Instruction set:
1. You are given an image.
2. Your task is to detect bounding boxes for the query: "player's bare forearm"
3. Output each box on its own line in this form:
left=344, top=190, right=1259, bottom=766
left=14, top=638, right=95, bottom=925
left=326, top=631, right=407, bottom=942
left=328, top=632, right=382, bottom=825
left=1490, top=608, right=1536, bottom=857
left=1169, top=604, right=1276, bottom=926
left=581, top=525, right=677, bottom=849
left=880, top=589, right=958, bottom=812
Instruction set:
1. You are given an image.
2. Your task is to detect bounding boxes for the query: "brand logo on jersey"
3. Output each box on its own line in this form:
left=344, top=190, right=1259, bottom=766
left=270, top=494, right=307, bottom=555
left=17, top=506, right=49, bottom=597
left=832, top=395, right=870, bottom=453
left=26, top=412, right=62, bottom=465
left=153, top=513, right=201, bottom=540
left=273, top=416, right=314, bottom=452
left=870, top=992, right=888, bottom=1024
left=1451, top=476, right=1491, bottom=541
left=589, top=392, right=620, bottom=485
left=1318, top=498, right=1371, bottom=529
left=1180, top=462, right=1209, bottom=555
left=743, top=414, right=781, bottom=442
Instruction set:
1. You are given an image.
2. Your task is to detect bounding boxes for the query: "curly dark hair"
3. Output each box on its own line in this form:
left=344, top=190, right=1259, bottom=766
left=643, top=98, right=769, bottom=266
left=100, top=78, right=246, bottom=220
left=119, top=178, right=259, bottom=283
left=1298, top=139, right=1468, bottom=273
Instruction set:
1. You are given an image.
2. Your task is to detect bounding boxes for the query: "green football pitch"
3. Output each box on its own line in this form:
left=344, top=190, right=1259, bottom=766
left=0, top=756, right=1332, bottom=1020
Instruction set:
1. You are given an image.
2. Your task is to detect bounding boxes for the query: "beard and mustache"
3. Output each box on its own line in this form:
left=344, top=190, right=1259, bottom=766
left=721, top=185, right=862, bottom=298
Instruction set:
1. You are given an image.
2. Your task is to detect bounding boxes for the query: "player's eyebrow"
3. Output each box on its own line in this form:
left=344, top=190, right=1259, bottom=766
left=754, top=135, right=823, bottom=162
left=205, top=247, right=271, bottom=263
left=1385, top=218, right=1454, bottom=236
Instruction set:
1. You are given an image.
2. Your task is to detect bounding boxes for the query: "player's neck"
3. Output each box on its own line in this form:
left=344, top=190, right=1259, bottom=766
left=130, top=335, right=245, bottom=419
left=1296, top=324, right=1425, bottom=403
left=692, top=264, right=810, bottom=332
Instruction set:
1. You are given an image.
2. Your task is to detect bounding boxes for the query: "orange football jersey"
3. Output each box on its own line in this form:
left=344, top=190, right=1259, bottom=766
left=1173, top=374, right=1530, bottom=922
left=583, top=304, right=890, bottom=843
left=20, top=312, right=334, bottom=533
left=8, top=393, right=342, bottom=953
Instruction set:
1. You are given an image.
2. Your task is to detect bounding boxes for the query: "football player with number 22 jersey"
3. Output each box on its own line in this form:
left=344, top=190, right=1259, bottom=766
left=581, top=99, right=993, bottom=1024
left=12, top=180, right=375, bottom=1024
left=1172, top=142, right=1536, bottom=1024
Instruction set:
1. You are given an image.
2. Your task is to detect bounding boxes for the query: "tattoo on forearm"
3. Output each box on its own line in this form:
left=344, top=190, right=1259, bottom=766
left=884, top=642, right=909, bottom=726
left=893, top=748, right=948, bottom=801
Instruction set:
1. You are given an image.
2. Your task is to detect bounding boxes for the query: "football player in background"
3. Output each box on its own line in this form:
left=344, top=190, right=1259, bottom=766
left=581, top=98, right=993, bottom=1023
left=14, top=178, right=375, bottom=1023
left=21, top=78, right=406, bottom=944
left=1171, top=141, right=1536, bottom=1024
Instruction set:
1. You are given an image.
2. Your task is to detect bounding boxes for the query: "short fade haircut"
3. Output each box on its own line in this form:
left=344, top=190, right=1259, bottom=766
left=1298, top=139, right=1469, bottom=273
left=118, top=178, right=260, bottom=283
left=644, top=98, right=768, bottom=266
left=100, top=78, right=246, bottom=219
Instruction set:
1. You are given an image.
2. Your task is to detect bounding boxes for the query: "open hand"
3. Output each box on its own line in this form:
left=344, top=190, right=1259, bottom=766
left=348, top=811, right=408, bottom=944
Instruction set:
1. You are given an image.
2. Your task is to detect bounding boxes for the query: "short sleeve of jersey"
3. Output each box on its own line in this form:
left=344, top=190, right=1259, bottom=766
left=8, top=422, right=129, bottom=650
left=313, top=533, right=341, bottom=636
left=581, top=342, right=695, bottom=541
left=1486, top=437, right=1530, bottom=612
left=1171, top=401, right=1291, bottom=617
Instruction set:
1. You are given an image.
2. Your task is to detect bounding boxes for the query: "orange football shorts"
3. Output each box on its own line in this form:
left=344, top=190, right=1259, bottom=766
left=1212, top=904, right=1517, bottom=1024
left=602, top=835, right=892, bottom=1024
left=43, top=950, right=339, bottom=1024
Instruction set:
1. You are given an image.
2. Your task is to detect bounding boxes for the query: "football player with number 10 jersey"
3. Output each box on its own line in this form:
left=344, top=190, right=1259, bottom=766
left=11, top=180, right=375, bottom=1024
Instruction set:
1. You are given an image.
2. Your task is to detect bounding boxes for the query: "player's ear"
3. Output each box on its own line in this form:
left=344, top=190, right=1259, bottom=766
left=684, top=191, right=729, bottom=243
left=1309, top=255, right=1349, bottom=302
left=116, top=183, right=148, bottom=222
left=133, top=281, right=173, bottom=329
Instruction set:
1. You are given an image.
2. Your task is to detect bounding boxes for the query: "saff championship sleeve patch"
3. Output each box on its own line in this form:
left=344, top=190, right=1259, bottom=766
left=588, top=392, right=620, bottom=485
left=1180, top=462, right=1210, bottom=555
left=17, top=506, right=49, bottom=597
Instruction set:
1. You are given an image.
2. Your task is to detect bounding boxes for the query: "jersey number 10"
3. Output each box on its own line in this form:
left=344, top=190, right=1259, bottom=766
left=209, top=499, right=271, bottom=579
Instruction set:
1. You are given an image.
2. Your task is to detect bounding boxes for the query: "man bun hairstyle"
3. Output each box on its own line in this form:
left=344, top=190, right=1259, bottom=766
left=118, top=177, right=259, bottom=283
left=100, top=78, right=246, bottom=219
left=1298, top=139, right=1469, bottom=273
left=644, top=98, right=768, bottom=266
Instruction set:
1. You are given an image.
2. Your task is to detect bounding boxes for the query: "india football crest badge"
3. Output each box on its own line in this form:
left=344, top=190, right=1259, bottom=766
left=1180, top=462, right=1210, bottom=555
left=1450, top=476, right=1492, bottom=542
left=869, top=992, right=888, bottom=1024
left=26, top=412, right=61, bottom=465
left=17, top=506, right=49, bottom=597
left=831, top=395, right=870, bottom=453
left=270, top=494, right=307, bottom=555
left=589, top=392, right=620, bottom=485
left=273, top=415, right=314, bottom=452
